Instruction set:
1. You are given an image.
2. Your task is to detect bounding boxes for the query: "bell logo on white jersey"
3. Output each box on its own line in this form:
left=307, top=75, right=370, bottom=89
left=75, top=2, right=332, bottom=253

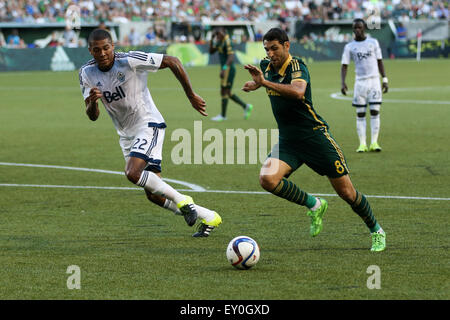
left=103, top=86, right=126, bottom=103
left=356, top=51, right=372, bottom=61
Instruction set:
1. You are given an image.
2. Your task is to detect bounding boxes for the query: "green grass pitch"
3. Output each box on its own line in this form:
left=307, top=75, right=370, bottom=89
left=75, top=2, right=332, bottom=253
left=0, top=59, right=449, bottom=300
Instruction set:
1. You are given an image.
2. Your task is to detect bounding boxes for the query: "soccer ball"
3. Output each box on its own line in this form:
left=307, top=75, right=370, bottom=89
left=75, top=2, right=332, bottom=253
left=226, top=236, right=260, bottom=270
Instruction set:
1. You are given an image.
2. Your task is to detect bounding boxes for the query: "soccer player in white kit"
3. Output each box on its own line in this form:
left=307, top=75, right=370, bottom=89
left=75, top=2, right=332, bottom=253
left=79, top=29, right=222, bottom=237
left=341, top=19, right=389, bottom=153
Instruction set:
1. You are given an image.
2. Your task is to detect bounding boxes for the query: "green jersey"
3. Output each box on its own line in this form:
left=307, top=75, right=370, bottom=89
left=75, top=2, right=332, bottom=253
left=214, top=34, right=235, bottom=68
left=260, top=55, right=328, bottom=141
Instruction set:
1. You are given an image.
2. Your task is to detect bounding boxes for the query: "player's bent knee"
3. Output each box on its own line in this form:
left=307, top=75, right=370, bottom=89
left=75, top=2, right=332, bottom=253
left=338, top=188, right=355, bottom=204
left=125, top=168, right=143, bottom=185
left=259, top=175, right=280, bottom=192
left=357, top=113, right=366, bottom=118
left=370, top=110, right=379, bottom=116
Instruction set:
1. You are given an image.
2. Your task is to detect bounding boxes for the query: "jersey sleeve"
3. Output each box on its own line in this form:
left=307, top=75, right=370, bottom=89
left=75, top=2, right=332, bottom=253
left=341, top=43, right=351, bottom=65
left=127, top=51, right=163, bottom=72
left=374, top=39, right=382, bottom=59
left=79, top=68, right=91, bottom=100
left=291, top=59, right=309, bottom=84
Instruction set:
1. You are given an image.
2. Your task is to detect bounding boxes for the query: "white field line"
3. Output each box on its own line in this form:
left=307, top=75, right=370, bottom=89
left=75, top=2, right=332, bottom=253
left=330, top=92, right=450, bottom=105
left=0, top=162, right=205, bottom=192
left=1, top=85, right=449, bottom=93
left=0, top=162, right=449, bottom=201
left=0, top=183, right=449, bottom=201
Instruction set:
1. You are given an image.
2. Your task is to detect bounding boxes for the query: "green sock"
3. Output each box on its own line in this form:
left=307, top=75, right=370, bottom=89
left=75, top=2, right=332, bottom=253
left=272, top=178, right=317, bottom=209
left=351, top=191, right=380, bottom=233
left=221, top=98, right=228, bottom=117
left=230, top=94, right=247, bottom=109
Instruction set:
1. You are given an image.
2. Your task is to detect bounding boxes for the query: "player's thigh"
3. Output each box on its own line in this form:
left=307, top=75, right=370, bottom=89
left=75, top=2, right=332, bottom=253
left=352, top=79, right=369, bottom=107
left=260, top=157, right=292, bottom=179
left=221, top=67, right=235, bottom=89
left=302, top=129, right=350, bottom=179
left=367, top=78, right=382, bottom=104
left=127, top=126, right=166, bottom=173
left=261, top=142, right=302, bottom=179
left=120, top=136, right=134, bottom=162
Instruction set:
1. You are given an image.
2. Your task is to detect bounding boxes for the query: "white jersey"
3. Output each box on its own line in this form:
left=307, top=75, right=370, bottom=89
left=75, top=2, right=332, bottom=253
left=79, top=51, right=165, bottom=137
left=341, top=37, right=382, bottom=80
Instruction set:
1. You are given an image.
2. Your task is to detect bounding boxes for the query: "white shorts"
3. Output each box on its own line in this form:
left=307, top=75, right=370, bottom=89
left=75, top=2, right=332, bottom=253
left=352, top=77, right=382, bottom=107
left=119, top=126, right=165, bottom=172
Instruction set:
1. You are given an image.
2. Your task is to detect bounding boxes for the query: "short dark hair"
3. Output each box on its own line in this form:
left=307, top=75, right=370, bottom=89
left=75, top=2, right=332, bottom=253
left=263, top=28, right=289, bottom=44
left=88, top=28, right=112, bottom=46
left=353, top=18, right=367, bottom=29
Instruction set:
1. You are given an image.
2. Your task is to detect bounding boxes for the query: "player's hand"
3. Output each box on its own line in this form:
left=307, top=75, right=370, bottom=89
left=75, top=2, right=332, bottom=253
left=88, top=87, right=102, bottom=103
left=382, top=83, right=388, bottom=94
left=188, top=93, right=208, bottom=117
left=341, top=83, right=348, bottom=95
left=244, top=64, right=264, bottom=86
left=242, top=81, right=260, bottom=92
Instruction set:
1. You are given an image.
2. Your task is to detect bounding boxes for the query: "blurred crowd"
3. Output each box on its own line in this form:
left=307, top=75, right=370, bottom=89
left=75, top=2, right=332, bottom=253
left=0, top=0, right=448, bottom=48
left=0, top=0, right=448, bottom=24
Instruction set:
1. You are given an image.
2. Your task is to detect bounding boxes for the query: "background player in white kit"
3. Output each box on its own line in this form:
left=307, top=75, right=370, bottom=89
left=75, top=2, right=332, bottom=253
left=79, top=29, right=222, bottom=237
left=341, top=19, right=389, bottom=153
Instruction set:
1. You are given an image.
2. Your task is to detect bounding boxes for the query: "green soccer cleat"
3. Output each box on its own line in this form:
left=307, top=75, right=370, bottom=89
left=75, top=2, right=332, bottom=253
left=192, top=212, right=222, bottom=237
left=370, top=232, right=386, bottom=252
left=244, top=104, right=253, bottom=120
left=369, top=142, right=382, bottom=152
left=356, top=144, right=368, bottom=153
left=307, top=198, right=328, bottom=237
left=177, top=196, right=198, bottom=227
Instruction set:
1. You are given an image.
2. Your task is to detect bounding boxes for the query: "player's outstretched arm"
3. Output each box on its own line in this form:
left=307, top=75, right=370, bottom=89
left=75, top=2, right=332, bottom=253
left=160, top=55, right=207, bottom=116
left=85, top=87, right=102, bottom=121
left=341, top=64, right=348, bottom=95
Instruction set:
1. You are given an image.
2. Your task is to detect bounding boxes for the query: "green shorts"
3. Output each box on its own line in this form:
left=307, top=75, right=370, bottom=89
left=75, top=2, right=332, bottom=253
left=269, top=127, right=350, bottom=178
left=221, top=66, right=236, bottom=89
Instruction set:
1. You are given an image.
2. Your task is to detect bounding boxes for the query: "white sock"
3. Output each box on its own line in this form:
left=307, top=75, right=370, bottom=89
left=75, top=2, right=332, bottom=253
left=164, top=199, right=181, bottom=214
left=370, top=114, right=380, bottom=144
left=137, top=171, right=185, bottom=204
left=163, top=199, right=215, bottom=221
left=356, top=117, right=367, bottom=146
left=195, top=204, right=216, bottom=222
left=310, top=198, right=321, bottom=211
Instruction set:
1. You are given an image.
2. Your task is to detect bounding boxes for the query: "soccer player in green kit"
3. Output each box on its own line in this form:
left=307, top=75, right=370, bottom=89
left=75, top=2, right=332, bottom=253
left=242, top=28, right=386, bottom=252
left=209, top=27, right=253, bottom=121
